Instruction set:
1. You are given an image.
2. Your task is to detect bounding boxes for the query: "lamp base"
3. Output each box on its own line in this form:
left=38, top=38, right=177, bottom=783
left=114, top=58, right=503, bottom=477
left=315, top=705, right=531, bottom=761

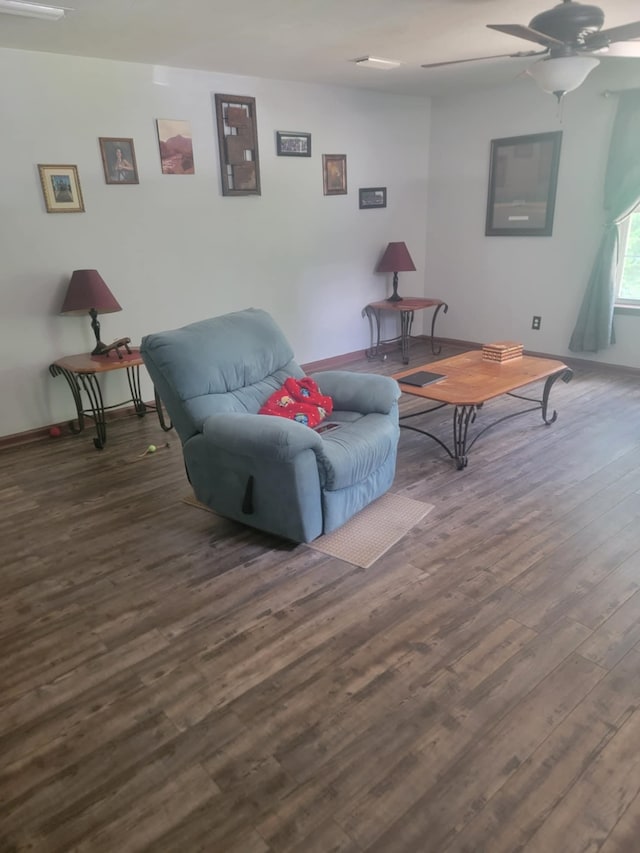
left=386, top=272, right=403, bottom=302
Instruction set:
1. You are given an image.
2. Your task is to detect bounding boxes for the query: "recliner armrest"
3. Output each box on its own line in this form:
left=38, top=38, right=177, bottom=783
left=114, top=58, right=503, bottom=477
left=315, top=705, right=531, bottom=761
left=202, top=412, right=323, bottom=462
left=309, top=371, right=400, bottom=415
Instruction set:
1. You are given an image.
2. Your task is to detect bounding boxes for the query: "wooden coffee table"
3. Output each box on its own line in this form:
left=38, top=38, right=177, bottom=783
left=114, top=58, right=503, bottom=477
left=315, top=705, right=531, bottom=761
left=394, top=350, right=573, bottom=469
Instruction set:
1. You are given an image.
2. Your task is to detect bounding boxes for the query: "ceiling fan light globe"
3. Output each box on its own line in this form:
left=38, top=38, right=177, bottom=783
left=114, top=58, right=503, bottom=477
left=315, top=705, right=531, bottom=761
left=527, top=55, right=600, bottom=94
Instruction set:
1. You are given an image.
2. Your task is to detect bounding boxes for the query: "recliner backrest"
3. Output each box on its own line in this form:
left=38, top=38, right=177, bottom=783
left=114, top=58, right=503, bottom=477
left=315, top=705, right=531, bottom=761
left=141, top=308, right=304, bottom=442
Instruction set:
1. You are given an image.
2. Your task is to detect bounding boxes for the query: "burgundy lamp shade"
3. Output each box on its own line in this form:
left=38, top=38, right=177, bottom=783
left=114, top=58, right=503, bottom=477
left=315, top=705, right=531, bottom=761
left=60, top=270, right=122, bottom=355
left=60, top=269, right=121, bottom=316
left=376, top=242, right=416, bottom=274
left=376, top=242, right=416, bottom=302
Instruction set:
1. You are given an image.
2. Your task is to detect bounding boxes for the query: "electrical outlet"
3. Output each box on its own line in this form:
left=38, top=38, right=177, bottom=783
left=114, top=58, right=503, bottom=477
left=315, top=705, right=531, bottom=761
left=532, top=315, right=541, bottom=330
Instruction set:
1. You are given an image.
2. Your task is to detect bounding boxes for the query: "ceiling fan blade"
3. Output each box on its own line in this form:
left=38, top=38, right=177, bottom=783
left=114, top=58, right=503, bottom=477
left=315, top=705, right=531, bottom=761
left=487, top=23, right=565, bottom=48
left=585, top=20, right=640, bottom=46
left=421, top=50, right=546, bottom=70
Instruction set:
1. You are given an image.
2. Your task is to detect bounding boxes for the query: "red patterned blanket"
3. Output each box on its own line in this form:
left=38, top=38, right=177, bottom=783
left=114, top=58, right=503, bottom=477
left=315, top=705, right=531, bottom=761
left=259, top=377, right=333, bottom=428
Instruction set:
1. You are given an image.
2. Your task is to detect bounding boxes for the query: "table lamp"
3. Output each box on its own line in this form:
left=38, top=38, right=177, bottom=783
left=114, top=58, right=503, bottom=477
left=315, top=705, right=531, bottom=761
left=376, top=241, right=416, bottom=303
left=60, top=269, right=122, bottom=355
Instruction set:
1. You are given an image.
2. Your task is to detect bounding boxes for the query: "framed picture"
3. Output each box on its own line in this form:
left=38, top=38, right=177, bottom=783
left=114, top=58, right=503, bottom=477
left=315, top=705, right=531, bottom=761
left=99, top=137, right=139, bottom=184
left=38, top=164, right=84, bottom=213
left=359, top=187, right=387, bottom=209
left=276, top=131, right=311, bottom=157
left=214, top=94, right=261, bottom=196
left=485, top=131, right=562, bottom=236
left=156, top=119, right=195, bottom=174
left=322, top=154, right=347, bottom=196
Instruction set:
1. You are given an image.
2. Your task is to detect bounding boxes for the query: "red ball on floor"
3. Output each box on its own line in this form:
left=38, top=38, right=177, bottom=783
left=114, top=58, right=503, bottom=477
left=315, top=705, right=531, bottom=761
left=49, top=426, right=62, bottom=438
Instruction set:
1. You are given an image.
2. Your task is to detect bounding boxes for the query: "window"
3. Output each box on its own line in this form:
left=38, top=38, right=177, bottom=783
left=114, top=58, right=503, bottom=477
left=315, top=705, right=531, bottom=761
left=617, top=211, right=640, bottom=307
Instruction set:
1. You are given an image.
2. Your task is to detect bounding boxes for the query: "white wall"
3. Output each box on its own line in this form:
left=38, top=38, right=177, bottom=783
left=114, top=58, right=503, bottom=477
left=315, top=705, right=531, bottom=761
left=0, top=48, right=431, bottom=437
left=425, top=63, right=640, bottom=369
left=4, top=47, right=638, bottom=441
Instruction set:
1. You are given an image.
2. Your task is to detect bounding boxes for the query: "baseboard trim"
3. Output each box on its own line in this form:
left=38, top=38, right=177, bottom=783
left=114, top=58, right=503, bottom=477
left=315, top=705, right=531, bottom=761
left=0, top=402, right=155, bottom=450
left=301, top=349, right=367, bottom=372
left=428, top=335, right=640, bottom=376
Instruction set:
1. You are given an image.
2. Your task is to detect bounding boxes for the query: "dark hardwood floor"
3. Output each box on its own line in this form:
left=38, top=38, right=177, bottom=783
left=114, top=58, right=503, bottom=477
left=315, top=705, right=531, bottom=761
left=2, top=339, right=640, bottom=852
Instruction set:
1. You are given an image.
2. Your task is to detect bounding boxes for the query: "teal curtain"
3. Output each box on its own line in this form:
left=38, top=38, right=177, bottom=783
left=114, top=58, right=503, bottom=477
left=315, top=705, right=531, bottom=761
left=569, top=91, right=640, bottom=352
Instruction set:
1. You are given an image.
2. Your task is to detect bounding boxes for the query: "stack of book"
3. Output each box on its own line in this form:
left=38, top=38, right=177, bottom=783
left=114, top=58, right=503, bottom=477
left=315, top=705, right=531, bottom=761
left=482, top=341, right=524, bottom=363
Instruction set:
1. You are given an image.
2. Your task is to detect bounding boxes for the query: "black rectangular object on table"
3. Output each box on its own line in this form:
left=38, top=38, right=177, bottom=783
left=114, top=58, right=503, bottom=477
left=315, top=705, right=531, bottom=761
left=399, top=371, right=446, bottom=387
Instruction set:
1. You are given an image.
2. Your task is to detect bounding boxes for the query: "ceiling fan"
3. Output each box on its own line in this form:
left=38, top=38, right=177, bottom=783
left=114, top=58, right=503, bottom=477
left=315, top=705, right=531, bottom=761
left=421, top=0, right=640, bottom=100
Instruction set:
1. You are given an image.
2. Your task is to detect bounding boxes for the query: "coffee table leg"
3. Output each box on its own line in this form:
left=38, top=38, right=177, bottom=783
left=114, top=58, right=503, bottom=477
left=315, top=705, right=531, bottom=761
left=453, top=405, right=476, bottom=469
left=541, top=368, right=574, bottom=424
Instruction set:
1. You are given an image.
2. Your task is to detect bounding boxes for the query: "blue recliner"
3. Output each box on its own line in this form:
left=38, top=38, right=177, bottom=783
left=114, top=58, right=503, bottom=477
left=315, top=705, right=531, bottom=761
left=141, top=308, right=400, bottom=543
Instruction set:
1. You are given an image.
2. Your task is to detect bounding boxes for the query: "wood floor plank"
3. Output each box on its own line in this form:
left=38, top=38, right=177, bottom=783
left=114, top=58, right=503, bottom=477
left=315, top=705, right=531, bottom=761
left=511, top=507, right=640, bottom=630
left=0, top=628, right=169, bottom=729
left=294, top=820, right=361, bottom=853
left=566, top=552, right=640, bottom=630
left=337, top=628, right=600, bottom=850
left=598, top=790, right=640, bottom=853
left=59, top=764, right=219, bottom=853
left=520, top=704, right=640, bottom=852
left=1, top=711, right=181, bottom=846
left=441, top=646, right=640, bottom=853
left=577, top=589, right=640, bottom=669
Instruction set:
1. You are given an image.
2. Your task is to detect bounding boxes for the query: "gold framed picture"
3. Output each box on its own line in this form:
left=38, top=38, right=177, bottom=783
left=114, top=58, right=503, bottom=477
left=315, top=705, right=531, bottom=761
left=322, top=154, right=347, bottom=196
left=38, top=164, right=85, bottom=213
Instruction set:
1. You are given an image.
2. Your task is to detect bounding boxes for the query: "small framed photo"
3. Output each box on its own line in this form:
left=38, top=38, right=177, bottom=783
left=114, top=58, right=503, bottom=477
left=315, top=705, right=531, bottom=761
left=322, top=154, right=347, bottom=196
left=276, top=131, right=311, bottom=157
left=99, top=137, right=139, bottom=184
left=359, top=187, right=387, bottom=209
left=38, top=164, right=84, bottom=213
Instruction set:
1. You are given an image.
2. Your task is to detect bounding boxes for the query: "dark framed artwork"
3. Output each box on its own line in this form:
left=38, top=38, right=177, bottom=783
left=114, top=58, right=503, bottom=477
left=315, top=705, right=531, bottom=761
left=485, top=131, right=562, bottom=236
left=156, top=119, right=195, bottom=175
left=214, top=94, right=261, bottom=195
left=37, top=164, right=84, bottom=213
left=359, top=187, right=387, bottom=209
left=322, top=154, right=347, bottom=196
left=276, top=131, right=311, bottom=157
left=99, top=137, right=139, bottom=184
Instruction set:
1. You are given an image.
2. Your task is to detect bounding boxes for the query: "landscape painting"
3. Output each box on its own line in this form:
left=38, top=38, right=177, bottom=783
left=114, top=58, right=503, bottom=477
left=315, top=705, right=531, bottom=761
left=156, top=119, right=195, bottom=175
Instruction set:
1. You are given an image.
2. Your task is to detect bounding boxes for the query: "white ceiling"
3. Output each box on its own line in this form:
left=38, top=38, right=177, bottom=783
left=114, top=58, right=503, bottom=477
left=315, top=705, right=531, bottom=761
left=1, top=0, right=640, bottom=96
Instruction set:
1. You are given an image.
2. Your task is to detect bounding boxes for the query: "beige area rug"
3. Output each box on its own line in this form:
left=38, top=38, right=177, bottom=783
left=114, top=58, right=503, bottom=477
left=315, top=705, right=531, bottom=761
left=308, top=492, right=433, bottom=568
left=182, top=491, right=433, bottom=569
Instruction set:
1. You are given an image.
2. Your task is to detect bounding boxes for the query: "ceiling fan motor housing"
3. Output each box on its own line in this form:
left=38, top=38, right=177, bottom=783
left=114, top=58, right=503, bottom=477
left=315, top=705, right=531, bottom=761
left=529, top=1, right=605, bottom=44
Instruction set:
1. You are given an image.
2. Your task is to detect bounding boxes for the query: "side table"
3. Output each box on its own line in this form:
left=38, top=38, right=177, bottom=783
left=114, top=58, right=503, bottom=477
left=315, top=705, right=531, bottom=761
left=49, top=348, right=172, bottom=449
left=362, top=297, right=448, bottom=364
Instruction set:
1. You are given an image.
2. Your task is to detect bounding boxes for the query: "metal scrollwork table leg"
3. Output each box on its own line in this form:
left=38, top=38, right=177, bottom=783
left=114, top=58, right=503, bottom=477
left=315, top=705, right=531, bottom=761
left=362, top=298, right=449, bottom=364
left=49, top=357, right=173, bottom=450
